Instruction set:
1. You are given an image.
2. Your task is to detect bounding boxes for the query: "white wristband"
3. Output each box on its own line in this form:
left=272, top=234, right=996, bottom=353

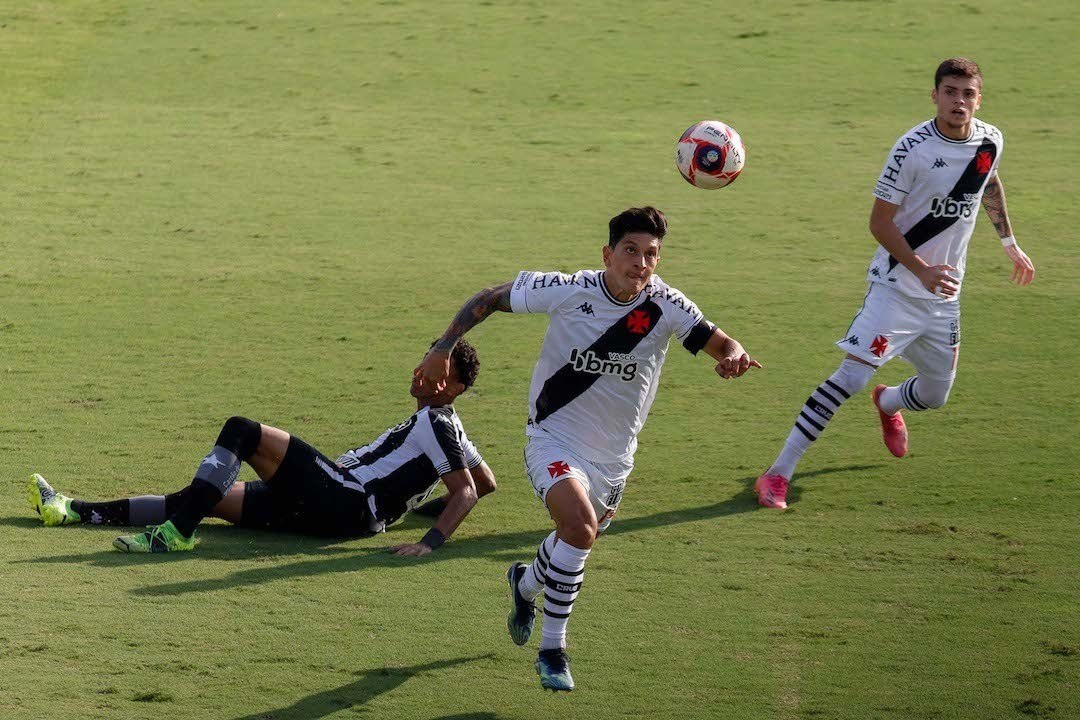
left=1001, top=235, right=1017, bottom=247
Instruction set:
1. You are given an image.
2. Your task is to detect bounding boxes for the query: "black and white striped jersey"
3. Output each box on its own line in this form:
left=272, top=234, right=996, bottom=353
left=510, top=269, right=716, bottom=464
left=334, top=405, right=482, bottom=528
left=871, top=118, right=1004, bottom=301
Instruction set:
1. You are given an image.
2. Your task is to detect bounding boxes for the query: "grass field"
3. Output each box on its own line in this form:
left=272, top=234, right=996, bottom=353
left=2, top=1, right=1078, bottom=718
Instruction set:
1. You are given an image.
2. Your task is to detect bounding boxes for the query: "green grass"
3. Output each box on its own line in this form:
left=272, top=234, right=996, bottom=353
left=2, top=1, right=1078, bottom=718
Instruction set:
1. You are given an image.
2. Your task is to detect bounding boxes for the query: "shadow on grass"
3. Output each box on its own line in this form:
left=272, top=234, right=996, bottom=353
left=229, top=654, right=494, bottom=720
left=0, top=516, right=46, bottom=529
left=12, top=463, right=881, bottom=594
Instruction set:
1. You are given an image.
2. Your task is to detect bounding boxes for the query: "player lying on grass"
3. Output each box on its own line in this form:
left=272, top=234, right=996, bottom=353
left=415, top=207, right=760, bottom=691
left=28, top=340, right=495, bottom=556
left=754, top=57, right=1036, bottom=510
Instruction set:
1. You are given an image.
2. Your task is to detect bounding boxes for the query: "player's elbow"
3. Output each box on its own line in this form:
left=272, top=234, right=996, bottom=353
left=474, top=469, right=497, bottom=498
left=868, top=214, right=887, bottom=238
left=451, top=482, right=479, bottom=510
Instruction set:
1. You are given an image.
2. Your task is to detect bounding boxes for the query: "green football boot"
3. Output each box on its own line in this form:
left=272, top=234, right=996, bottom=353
left=27, top=473, right=80, bottom=526
left=536, top=648, right=575, bottom=692
left=113, top=520, right=197, bottom=553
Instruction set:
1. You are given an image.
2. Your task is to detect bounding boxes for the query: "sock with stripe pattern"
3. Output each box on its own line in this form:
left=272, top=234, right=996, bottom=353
left=769, top=358, right=876, bottom=479
left=539, top=541, right=590, bottom=651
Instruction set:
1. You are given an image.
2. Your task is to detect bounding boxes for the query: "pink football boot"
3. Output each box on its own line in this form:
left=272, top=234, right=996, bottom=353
left=755, top=473, right=790, bottom=509
left=872, top=384, right=909, bottom=458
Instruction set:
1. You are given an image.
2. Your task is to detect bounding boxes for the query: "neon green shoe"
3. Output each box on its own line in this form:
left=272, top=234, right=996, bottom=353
left=27, top=473, right=80, bottom=526
left=113, top=520, right=197, bottom=553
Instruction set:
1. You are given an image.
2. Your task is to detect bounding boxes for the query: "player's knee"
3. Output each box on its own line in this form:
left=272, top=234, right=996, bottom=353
left=559, top=515, right=598, bottom=549
left=216, top=416, right=262, bottom=459
left=917, top=377, right=953, bottom=409
left=838, top=357, right=877, bottom=394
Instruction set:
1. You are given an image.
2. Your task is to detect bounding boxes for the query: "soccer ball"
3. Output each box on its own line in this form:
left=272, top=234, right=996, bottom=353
left=675, top=120, right=746, bottom=189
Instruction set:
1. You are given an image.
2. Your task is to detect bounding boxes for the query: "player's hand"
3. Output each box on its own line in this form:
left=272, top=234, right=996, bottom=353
left=1004, top=244, right=1035, bottom=285
left=413, top=350, right=451, bottom=392
left=390, top=542, right=434, bottom=557
left=915, top=264, right=960, bottom=298
left=714, top=353, right=762, bottom=379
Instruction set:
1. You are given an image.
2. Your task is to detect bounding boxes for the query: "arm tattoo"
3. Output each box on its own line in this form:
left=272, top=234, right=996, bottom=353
left=433, top=281, right=513, bottom=353
left=981, top=176, right=1013, bottom=238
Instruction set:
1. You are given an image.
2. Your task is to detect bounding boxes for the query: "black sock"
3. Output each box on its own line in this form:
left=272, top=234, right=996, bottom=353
left=169, top=482, right=227, bottom=537
left=167, top=416, right=262, bottom=538
left=71, top=487, right=193, bottom=526
left=71, top=498, right=129, bottom=525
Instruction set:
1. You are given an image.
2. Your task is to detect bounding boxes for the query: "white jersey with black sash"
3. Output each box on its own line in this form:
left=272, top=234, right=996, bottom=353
left=510, top=269, right=716, bottom=464
left=335, top=405, right=482, bottom=529
left=870, top=118, right=1004, bottom=301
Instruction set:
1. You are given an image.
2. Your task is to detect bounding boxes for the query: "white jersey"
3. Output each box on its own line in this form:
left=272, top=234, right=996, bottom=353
left=510, top=269, right=716, bottom=464
left=870, top=118, right=1003, bottom=301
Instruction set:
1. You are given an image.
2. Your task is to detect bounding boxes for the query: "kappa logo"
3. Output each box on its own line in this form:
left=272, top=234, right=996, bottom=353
left=576, top=302, right=595, bottom=316
left=870, top=334, right=889, bottom=358
left=844, top=335, right=860, bottom=347
left=932, top=157, right=948, bottom=169
left=870, top=267, right=881, bottom=278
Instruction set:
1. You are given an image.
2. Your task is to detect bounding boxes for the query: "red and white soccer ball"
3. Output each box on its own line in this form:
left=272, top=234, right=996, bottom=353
left=675, top=120, right=746, bottom=189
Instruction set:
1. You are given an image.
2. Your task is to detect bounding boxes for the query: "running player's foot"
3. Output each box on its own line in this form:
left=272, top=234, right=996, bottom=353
left=536, top=648, right=574, bottom=692
left=872, top=384, right=909, bottom=458
left=27, top=473, right=80, bottom=526
left=113, top=521, right=197, bottom=553
left=754, top=473, right=789, bottom=509
left=506, top=562, right=536, bottom=646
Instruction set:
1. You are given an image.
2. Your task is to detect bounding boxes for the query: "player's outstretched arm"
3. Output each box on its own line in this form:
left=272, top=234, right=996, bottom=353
left=869, top=199, right=960, bottom=297
left=390, top=468, right=478, bottom=557
left=414, top=281, right=513, bottom=390
left=703, top=328, right=762, bottom=379
left=981, top=175, right=1035, bottom=286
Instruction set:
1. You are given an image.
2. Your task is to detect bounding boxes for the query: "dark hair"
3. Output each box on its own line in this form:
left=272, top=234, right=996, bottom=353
left=608, top=206, right=668, bottom=248
left=935, top=57, right=982, bottom=89
left=429, top=338, right=480, bottom=392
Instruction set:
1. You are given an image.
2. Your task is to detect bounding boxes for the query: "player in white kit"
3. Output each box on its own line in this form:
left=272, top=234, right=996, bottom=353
left=755, top=57, right=1035, bottom=510
left=414, top=207, right=760, bottom=691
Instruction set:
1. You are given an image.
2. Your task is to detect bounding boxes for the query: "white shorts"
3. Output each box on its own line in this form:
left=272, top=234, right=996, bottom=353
left=836, top=283, right=960, bottom=380
left=524, top=435, right=632, bottom=533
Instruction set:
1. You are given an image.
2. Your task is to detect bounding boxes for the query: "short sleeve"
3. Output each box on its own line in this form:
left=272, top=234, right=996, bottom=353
left=989, top=132, right=1004, bottom=180
left=653, top=281, right=714, bottom=355
left=427, top=412, right=468, bottom=475
left=459, top=429, right=484, bottom=469
left=509, top=270, right=580, bottom=315
left=873, top=135, right=919, bottom=205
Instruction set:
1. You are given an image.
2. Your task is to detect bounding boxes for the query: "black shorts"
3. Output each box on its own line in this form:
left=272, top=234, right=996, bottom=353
left=238, top=435, right=375, bottom=538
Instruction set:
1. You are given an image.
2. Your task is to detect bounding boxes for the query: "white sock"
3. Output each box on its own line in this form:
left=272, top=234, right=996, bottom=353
left=881, top=375, right=952, bottom=414
left=879, top=383, right=906, bottom=415
left=539, top=541, right=590, bottom=651
left=518, top=531, right=556, bottom=601
left=770, top=358, right=875, bottom=479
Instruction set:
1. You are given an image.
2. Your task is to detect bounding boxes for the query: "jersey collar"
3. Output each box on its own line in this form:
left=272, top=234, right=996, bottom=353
left=598, top=271, right=642, bottom=306
left=929, top=118, right=974, bottom=144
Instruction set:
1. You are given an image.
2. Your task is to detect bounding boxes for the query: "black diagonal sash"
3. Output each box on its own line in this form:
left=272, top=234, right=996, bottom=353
left=534, top=299, right=664, bottom=423
left=888, top=139, right=997, bottom=271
